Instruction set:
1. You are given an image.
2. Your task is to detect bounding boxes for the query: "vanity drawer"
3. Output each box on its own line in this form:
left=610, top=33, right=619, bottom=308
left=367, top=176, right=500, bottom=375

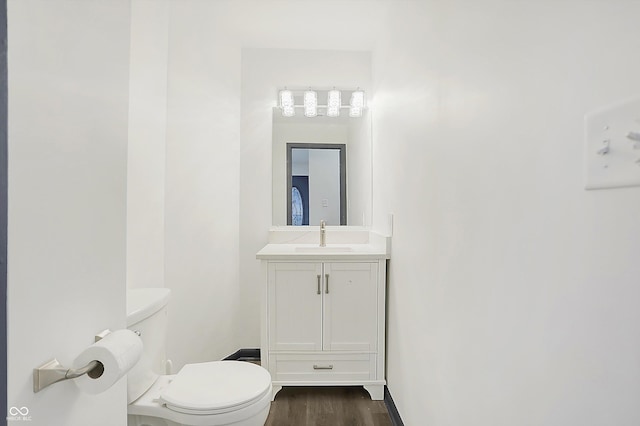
left=270, top=353, right=375, bottom=382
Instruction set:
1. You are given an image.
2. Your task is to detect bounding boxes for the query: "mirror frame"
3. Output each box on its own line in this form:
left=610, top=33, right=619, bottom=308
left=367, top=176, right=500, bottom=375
left=286, top=143, right=347, bottom=226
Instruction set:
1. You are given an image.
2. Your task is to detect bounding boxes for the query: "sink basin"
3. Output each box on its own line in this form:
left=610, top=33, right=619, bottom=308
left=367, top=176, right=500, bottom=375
left=294, top=246, right=354, bottom=253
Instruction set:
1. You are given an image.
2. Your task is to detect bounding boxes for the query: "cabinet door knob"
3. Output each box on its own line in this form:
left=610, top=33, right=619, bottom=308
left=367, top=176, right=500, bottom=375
left=313, top=364, right=334, bottom=370
left=325, top=274, right=329, bottom=293
left=317, top=275, right=321, bottom=295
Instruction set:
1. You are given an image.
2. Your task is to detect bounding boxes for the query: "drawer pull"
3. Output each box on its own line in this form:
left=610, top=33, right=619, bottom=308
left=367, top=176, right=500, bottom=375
left=313, top=364, right=334, bottom=370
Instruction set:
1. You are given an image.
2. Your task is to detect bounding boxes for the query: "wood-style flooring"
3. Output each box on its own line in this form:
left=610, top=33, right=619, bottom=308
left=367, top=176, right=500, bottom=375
left=264, top=386, right=393, bottom=426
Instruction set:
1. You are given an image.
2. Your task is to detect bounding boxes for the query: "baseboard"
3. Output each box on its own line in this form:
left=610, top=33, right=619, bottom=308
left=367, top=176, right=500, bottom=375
left=223, top=349, right=404, bottom=425
left=384, top=386, right=405, bottom=426
left=223, top=348, right=261, bottom=362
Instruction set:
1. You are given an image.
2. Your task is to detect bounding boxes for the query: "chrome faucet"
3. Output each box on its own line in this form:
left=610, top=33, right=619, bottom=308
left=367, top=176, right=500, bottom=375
left=320, top=220, right=326, bottom=247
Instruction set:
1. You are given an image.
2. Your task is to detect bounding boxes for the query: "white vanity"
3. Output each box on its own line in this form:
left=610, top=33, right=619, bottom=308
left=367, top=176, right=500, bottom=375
left=257, top=227, right=390, bottom=400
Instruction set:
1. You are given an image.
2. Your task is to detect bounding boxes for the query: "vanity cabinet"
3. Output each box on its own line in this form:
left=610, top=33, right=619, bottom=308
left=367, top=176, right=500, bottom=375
left=261, top=259, right=386, bottom=400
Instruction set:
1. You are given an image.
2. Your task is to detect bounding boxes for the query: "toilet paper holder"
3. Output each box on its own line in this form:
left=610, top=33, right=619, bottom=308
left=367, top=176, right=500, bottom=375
left=33, top=359, right=103, bottom=393
left=33, top=330, right=110, bottom=393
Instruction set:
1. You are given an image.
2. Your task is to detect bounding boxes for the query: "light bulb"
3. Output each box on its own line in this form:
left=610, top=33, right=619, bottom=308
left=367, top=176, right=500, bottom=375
left=304, top=90, right=317, bottom=117
left=350, top=90, right=364, bottom=108
left=281, top=105, right=295, bottom=117
left=349, top=106, right=362, bottom=117
left=327, top=89, right=341, bottom=117
left=279, top=89, right=294, bottom=109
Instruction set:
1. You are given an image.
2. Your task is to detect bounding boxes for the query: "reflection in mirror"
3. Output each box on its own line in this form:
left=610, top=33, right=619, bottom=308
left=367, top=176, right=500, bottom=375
left=287, top=144, right=346, bottom=226
left=272, top=108, right=372, bottom=226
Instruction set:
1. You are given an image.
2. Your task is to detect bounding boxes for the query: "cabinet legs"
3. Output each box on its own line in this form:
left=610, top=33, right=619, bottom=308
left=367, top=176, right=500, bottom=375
left=363, top=384, right=384, bottom=400
left=271, top=384, right=283, bottom=401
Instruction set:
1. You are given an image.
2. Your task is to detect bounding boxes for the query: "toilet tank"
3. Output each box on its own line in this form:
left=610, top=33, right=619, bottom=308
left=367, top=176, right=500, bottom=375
left=126, top=288, right=171, bottom=404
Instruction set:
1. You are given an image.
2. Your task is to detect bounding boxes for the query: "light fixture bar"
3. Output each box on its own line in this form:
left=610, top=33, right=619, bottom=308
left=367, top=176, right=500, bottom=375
left=281, top=105, right=295, bottom=117
left=349, top=107, right=362, bottom=118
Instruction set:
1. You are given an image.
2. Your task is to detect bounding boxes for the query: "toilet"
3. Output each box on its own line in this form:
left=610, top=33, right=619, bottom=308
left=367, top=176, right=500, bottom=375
left=126, top=288, right=272, bottom=426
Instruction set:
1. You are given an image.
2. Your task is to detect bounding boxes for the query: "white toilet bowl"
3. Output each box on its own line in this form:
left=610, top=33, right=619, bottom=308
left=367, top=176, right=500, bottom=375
left=128, top=361, right=272, bottom=426
left=126, top=289, right=272, bottom=426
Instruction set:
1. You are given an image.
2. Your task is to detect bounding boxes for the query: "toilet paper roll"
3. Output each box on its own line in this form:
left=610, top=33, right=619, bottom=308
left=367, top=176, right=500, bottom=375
left=73, top=329, right=143, bottom=394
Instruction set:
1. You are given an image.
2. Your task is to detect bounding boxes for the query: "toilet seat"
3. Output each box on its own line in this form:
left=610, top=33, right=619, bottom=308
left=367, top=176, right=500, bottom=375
left=160, top=361, right=272, bottom=416
left=128, top=374, right=272, bottom=426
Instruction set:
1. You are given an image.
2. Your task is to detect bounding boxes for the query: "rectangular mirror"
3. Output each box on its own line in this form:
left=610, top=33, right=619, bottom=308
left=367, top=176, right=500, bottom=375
left=288, top=143, right=346, bottom=225
left=272, top=105, right=372, bottom=226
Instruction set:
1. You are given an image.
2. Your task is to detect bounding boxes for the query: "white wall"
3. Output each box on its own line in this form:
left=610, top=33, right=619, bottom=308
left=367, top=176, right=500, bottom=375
left=8, top=1, right=131, bottom=425
left=127, top=0, right=168, bottom=290
left=163, top=1, right=243, bottom=369
left=372, top=2, right=640, bottom=425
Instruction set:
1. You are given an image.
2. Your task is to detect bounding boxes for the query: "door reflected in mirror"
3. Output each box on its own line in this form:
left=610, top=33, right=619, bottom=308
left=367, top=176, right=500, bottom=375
left=272, top=107, right=372, bottom=226
left=288, top=144, right=346, bottom=226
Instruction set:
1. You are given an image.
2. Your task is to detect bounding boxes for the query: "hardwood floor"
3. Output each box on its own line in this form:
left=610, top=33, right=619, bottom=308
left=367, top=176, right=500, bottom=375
left=264, top=386, right=393, bottom=426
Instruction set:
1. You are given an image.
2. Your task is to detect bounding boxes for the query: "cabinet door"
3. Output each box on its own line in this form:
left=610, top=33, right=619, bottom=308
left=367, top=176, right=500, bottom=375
left=268, top=262, right=323, bottom=351
left=322, top=262, right=378, bottom=351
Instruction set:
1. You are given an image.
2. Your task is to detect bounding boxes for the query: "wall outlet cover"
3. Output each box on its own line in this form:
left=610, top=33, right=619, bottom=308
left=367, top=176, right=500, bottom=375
left=585, top=96, right=640, bottom=190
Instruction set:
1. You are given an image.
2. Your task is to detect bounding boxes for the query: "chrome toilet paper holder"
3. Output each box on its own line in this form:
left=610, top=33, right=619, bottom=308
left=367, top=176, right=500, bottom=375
left=33, top=359, right=103, bottom=393
left=33, top=330, right=111, bottom=393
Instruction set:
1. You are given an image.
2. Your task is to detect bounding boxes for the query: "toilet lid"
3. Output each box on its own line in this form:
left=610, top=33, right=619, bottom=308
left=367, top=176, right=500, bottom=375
left=160, top=361, right=272, bottom=415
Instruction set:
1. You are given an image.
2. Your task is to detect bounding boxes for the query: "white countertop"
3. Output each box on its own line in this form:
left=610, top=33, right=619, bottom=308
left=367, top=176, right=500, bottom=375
left=256, top=243, right=389, bottom=260
left=256, top=228, right=391, bottom=260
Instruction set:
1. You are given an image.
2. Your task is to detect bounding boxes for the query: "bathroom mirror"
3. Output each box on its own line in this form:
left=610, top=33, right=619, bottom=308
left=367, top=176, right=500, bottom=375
left=288, top=143, right=347, bottom=226
left=272, top=107, right=372, bottom=226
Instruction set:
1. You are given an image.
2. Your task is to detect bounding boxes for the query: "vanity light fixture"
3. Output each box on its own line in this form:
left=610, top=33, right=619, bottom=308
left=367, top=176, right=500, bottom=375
left=349, top=89, right=365, bottom=118
left=326, top=89, right=341, bottom=118
left=278, top=88, right=365, bottom=118
left=304, top=90, right=318, bottom=117
left=279, top=89, right=295, bottom=117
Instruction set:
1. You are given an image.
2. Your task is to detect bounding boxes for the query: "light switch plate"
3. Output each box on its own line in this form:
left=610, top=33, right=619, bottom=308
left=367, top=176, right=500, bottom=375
left=585, top=97, right=640, bottom=190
